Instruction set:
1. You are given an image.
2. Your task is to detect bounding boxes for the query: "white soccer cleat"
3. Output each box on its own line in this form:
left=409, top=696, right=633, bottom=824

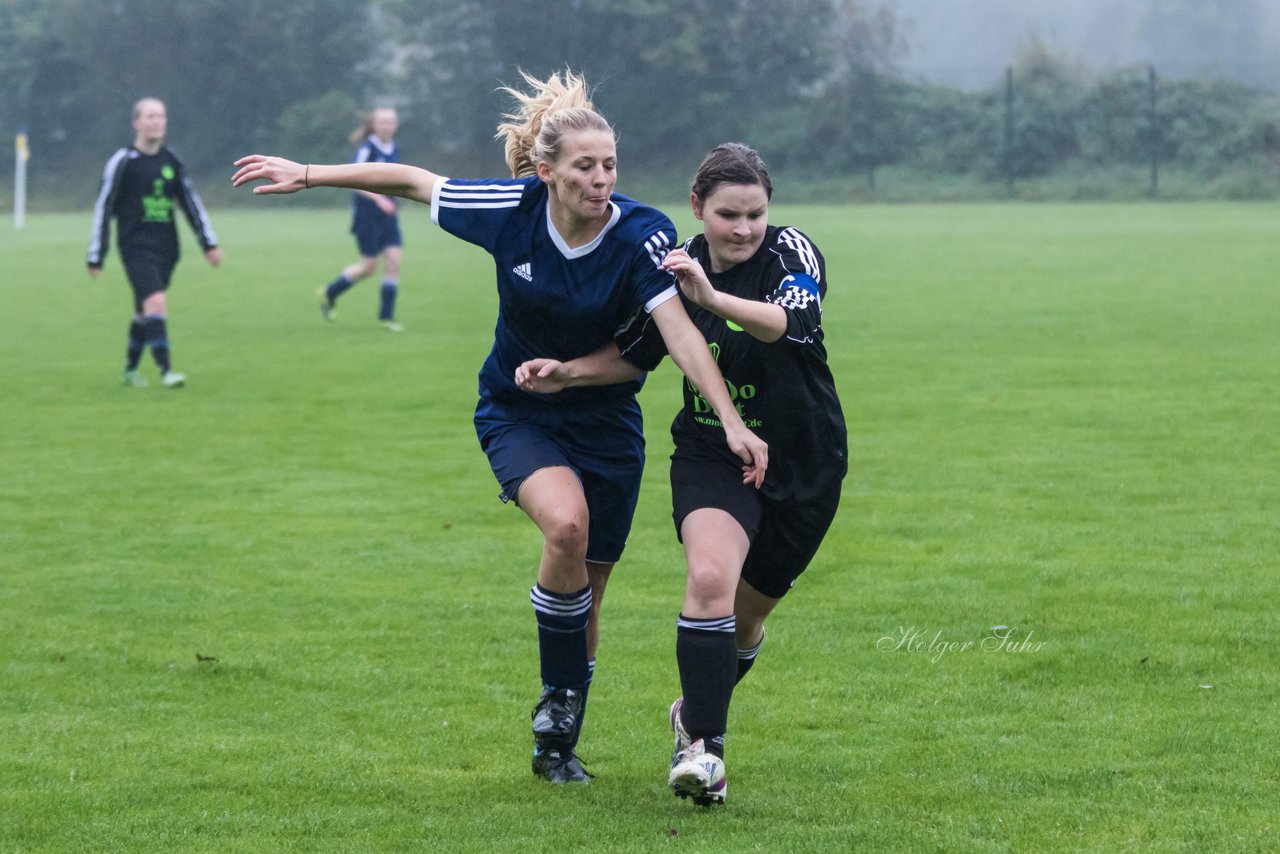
left=668, top=738, right=726, bottom=806
left=161, top=371, right=186, bottom=388
left=670, top=697, right=692, bottom=754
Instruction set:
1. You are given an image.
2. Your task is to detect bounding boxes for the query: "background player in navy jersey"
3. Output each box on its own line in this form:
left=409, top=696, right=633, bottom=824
left=516, top=142, right=847, bottom=805
left=318, top=107, right=407, bottom=331
left=233, top=72, right=767, bottom=785
left=88, top=97, right=221, bottom=388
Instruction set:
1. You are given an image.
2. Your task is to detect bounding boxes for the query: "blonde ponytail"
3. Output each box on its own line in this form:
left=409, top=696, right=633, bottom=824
left=495, top=69, right=614, bottom=178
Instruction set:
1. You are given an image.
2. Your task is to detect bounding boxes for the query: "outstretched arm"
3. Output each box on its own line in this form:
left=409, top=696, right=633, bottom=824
left=231, top=155, right=440, bottom=206
left=650, top=297, right=768, bottom=487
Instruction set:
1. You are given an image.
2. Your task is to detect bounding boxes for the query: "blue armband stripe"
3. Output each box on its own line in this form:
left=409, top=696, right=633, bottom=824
left=783, top=273, right=820, bottom=297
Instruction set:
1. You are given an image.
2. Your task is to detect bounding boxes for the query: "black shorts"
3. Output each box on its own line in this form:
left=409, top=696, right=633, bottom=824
left=122, top=251, right=177, bottom=313
left=670, top=453, right=841, bottom=600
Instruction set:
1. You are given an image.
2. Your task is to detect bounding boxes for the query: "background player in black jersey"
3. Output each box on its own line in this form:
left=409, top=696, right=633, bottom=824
left=516, top=142, right=847, bottom=805
left=88, top=97, right=221, bottom=388
left=317, top=108, right=407, bottom=331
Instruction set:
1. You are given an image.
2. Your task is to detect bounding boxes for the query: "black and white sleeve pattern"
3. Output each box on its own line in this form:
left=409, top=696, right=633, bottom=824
left=613, top=305, right=669, bottom=371
left=86, top=149, right=128, bottom=267
left=171, top=152, right=218, bottom=251
left=765, top=226, right=826, bottom=345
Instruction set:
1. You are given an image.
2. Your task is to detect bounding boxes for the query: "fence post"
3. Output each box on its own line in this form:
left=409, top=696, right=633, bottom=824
left=1002, top=67, right=1015, bottom=196
left=14, top=127, right=29, bottom=229
left=1148, top=65, right=1159, bottom=199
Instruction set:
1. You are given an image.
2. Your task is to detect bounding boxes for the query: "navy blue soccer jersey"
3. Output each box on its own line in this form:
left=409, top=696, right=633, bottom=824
left=431, top=176, right=678, bottom=407
left=351, top=135, right=400, bottom=223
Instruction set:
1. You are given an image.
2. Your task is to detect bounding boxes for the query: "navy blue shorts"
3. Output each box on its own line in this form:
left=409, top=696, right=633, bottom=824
left=474, top=396, right=646, bottom=564
left=122, top=250, right=177, bottom=313
left=670, top=453, right=841, bottom=599
left=352, top=212, right=402, bottom=258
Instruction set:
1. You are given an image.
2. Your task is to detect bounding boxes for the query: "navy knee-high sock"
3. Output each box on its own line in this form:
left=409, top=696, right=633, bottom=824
left=530, top=584, right=591, bottom=692
left=570, top=657, right=595, bottom=748
left=378, top=280, right=398, bottom=320
left=143, top=315, right=171, bottom=374
left=676, top=614, right=736, bottom=759
left=325, top=274, right=356, bottom=304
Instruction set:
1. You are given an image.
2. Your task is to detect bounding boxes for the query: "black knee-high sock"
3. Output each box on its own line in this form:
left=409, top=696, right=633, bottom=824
left=325, top=274, right=356, bottom=304
left=736, top=629, right=765, bottom=685
left=676, top=614, right=736, bottom=759
left=530, top=584, right=591, bottom=691
left=143, top=315, right=170, bottom=374
left=125, top=318, right=146, bottom=370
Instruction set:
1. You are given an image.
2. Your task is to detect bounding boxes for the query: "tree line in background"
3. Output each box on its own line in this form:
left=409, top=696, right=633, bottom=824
left=2, top=0, right=1278, bottom=206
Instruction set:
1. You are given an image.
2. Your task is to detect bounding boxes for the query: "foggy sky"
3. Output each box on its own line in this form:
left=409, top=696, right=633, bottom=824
left=894, top=0, right=1280, bottom=89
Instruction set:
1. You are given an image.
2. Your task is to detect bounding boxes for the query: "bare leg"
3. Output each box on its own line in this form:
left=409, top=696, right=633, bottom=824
left=342, top=256, right=377, bottom=282
left=733, top=578, right=781, bottom=650
left=681, top=508, right=750, bottom=617
left=584, top=560, right=614, bottom=660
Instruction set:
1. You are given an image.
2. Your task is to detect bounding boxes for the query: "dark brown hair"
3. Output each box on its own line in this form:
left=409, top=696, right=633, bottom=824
left=691, top=142, right=773, bottom=202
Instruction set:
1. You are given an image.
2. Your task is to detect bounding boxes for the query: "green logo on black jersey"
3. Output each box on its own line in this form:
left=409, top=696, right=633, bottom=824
left=142, top=177, right=174, bottom=223
left=161, top=165, right=175, bottom=181
left=688, top=340, right=759, bottom=428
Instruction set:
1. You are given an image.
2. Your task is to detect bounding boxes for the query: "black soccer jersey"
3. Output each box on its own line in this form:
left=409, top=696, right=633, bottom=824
left=87, top=146, right=217, bottom=267
left=617, top=225, right=847, bottom=502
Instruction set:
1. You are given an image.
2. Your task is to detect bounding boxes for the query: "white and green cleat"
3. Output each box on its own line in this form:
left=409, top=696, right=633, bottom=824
left=317, top=288, right=336, bottom=321
left=122, top=369, right=149, bottom=388
left=161, top=371, right=186, bottom=388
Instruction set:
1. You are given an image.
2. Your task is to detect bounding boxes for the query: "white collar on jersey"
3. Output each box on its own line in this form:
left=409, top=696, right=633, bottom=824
left=366, top=135, right=396, bottom=157
left=545, top=201, right=621, bottom=259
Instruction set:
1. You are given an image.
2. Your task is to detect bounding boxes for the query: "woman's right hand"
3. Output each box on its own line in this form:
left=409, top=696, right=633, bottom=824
left=662, top=248, right=719, bottom=311
left=723, top=421, right=769, bottom=489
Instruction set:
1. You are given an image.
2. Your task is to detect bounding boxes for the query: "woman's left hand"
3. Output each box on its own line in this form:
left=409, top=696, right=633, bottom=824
left=515, top=359, right=570, bottom=393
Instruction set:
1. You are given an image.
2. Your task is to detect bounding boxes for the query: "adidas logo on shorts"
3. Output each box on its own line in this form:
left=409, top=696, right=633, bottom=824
left=513, top=262, right=532, bottom=281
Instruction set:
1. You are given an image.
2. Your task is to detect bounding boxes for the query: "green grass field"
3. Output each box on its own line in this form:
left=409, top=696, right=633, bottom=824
left=2, top=202, right=1278, bottom=852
